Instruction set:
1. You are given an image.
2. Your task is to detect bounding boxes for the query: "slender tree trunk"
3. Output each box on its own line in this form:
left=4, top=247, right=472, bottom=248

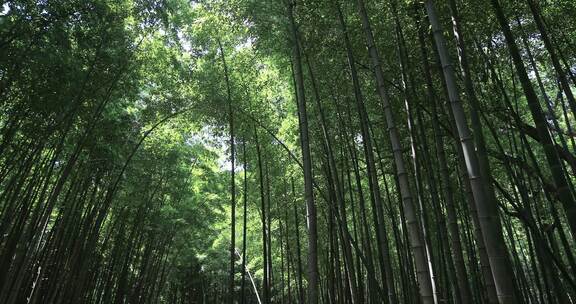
left=292, top=179, right=305, bottom=304
left=254, top=126, right=269, bottom=304
left=287, top=3, right=319, bottom=304
left=355, top=0, right=435, bottom=302
left=335, top=2, right=396, bottom=302
left=218, top=39, right=236, bottom=304
left=241, top=139, right=248, bottom=304
left=425, top=2, right=519, bottom=303
left=304, top=46, right=359, bottom=304
left=490, top=0, right=576, bottom=240
left=265, top=161, right=273, bottom=298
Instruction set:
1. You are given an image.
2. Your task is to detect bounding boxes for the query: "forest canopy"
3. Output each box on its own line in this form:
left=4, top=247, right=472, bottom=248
left=0, top=0, right=575, bottom=303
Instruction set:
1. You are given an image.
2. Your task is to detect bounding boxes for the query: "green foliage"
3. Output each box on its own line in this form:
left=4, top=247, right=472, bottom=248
left=1, top=0, right=576, bottom=303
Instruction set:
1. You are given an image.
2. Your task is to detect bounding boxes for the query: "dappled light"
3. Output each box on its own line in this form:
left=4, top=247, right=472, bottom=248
left=1, top=0, right=575, bottom=303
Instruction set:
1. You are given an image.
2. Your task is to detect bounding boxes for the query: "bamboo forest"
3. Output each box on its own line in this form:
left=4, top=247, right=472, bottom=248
left=2, top=0, right=576, bottom=303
